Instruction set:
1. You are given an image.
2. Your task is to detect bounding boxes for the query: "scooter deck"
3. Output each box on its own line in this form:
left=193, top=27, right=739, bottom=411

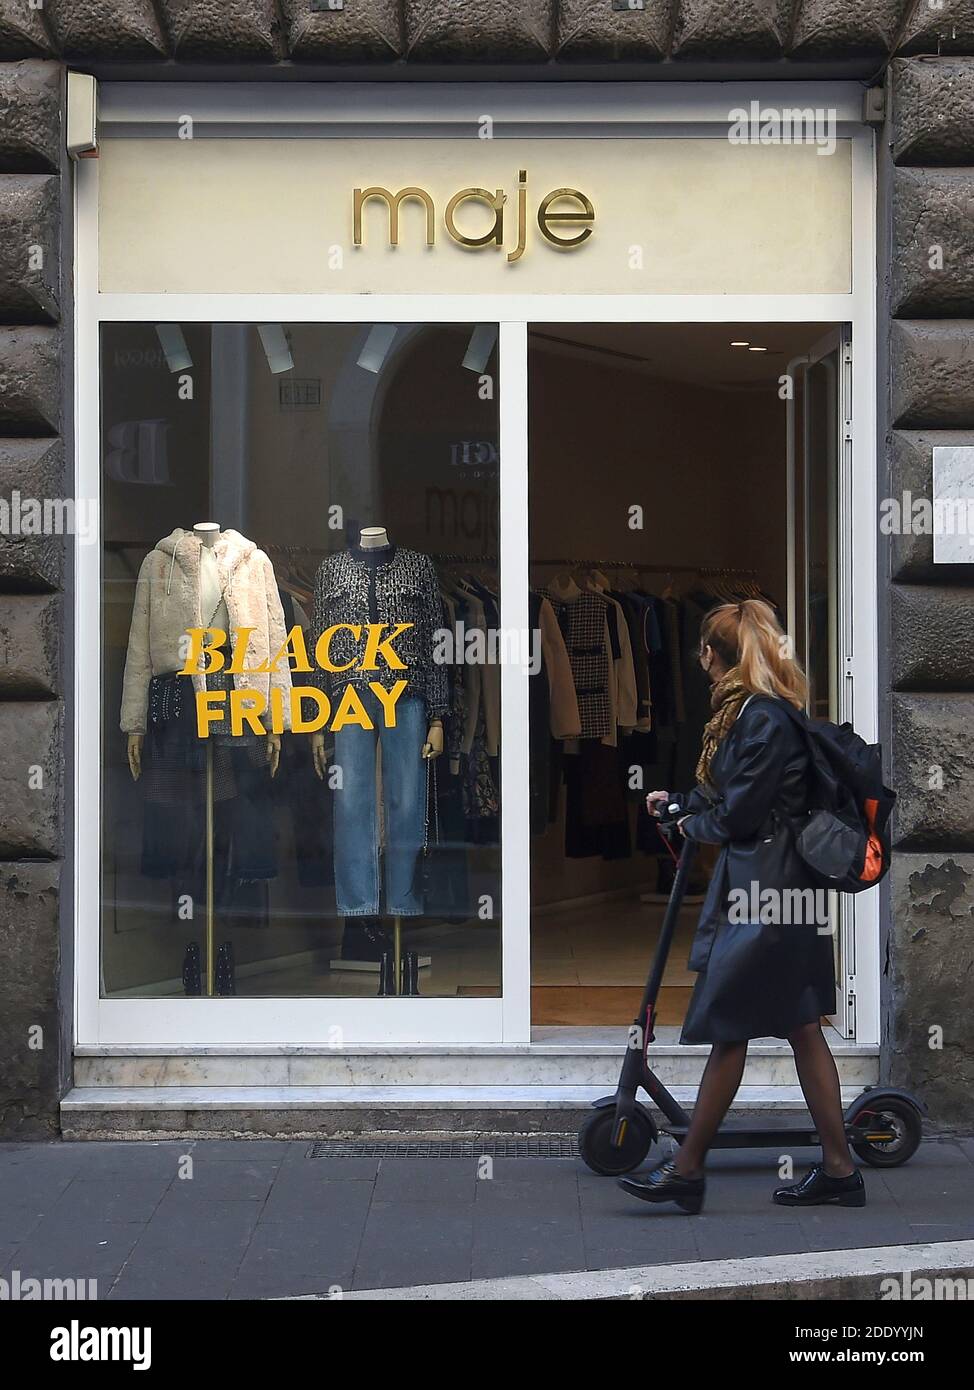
left=663, top=1122, right=822, bottom=1149
left=663, top=1118, right=897, bottom=1149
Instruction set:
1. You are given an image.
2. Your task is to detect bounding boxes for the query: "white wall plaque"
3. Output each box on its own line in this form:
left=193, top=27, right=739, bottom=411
left=932, top=446, right=974, bottom=563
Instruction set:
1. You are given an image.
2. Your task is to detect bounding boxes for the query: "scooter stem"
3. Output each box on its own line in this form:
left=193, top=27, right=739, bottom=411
left=640, top=836, right=697, bottom=1026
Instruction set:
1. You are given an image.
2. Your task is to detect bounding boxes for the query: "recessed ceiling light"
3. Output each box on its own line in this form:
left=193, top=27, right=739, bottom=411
left=257, top=324, right=294, bottom=374
left=155, top=324, right=193, bottom=373
left=730, top=341, right=749, bottom=348
left=748, top=346, right=768, bottom=352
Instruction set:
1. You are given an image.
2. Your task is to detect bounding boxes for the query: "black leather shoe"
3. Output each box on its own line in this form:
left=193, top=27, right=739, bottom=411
left=773, top=1164, right=865, bottom=1207
left=617, top=1160, right=705, bottom=1214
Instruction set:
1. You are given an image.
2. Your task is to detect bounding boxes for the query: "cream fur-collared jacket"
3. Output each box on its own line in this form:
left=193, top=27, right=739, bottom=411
left=120, top=528, right=292, bottom=735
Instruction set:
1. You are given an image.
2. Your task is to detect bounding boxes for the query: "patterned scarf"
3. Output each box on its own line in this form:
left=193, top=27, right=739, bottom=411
left=695, top=666, right=750, bottom=788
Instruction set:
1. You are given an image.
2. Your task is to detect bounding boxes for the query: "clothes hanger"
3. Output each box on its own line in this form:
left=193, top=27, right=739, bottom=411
left=547, top=570, right=582, bottom=600
left=577, top=567, right=610, bottom=593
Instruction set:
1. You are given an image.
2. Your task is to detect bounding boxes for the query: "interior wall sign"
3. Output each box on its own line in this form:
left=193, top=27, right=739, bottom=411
left=353, top=169, right=596, bottom=264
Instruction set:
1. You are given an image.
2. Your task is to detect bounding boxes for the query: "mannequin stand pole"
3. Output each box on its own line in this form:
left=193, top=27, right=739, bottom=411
left=205, top=740, right=215, bottom=997
left=393, top=916, right=402, bottom=997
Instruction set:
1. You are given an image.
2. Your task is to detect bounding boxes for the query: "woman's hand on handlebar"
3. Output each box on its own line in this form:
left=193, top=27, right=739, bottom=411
left=645, top=790, right=670, bottom=818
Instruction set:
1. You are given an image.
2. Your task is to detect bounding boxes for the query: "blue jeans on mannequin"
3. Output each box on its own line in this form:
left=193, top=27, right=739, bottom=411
left=332, top=688, right=427, bottom=917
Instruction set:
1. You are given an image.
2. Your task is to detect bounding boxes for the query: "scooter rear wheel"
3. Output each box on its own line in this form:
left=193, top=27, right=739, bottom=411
left=850, top=1097, right=923, bottom=1168
left=578, top=1107, right=655, bottom=1176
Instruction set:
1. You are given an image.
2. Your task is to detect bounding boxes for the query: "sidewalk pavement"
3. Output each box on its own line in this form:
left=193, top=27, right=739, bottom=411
left=1, top=1134, right=971, bottom=1300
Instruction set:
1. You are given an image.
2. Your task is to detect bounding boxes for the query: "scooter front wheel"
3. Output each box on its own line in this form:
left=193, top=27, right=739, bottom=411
left=578, top=1106, right=655, bottom=1176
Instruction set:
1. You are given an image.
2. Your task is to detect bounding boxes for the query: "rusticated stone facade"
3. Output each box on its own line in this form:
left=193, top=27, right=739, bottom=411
left=0, top=1, right=970, bottom=66
left=0, top=60, right=65, bottom=1137
left=887, top=54, right=974, bottom=1116
left=1, top=1, right=974, bottom=1133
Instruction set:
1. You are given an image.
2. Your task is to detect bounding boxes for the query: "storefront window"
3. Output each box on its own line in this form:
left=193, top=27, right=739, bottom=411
left=101, top=322, right=501, bottom=1000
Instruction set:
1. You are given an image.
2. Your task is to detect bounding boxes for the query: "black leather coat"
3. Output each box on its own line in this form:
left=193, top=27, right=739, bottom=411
left=674, top=695, right=837, bottom=1043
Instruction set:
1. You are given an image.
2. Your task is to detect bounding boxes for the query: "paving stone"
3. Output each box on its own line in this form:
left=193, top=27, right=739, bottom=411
left=794, top=1204, right=919, bottom=1251
left=161, top=1159, right=280, bottom=1202
left=352, top=1201, right=473, bottom=1290
left=579, top=1210, right=702, bottom=1271
left=13, top=1219, right=145, bottom=1283
left=472, top=1200, right=585, bottom=1281
left=692, top=1217, right=807, bottom=1262
left=229, top=1222, right=358, bottom=1299
left=371, top=1157, right=477, bottom=1204
left=261, top=1171, right=374, bottom=1221
left=135, top=1197, right=262, bottom=1249
left=188, top=1139, right=303, bottom=1162
left=293, top=1156, right=380, bottom=1180
left=47, top=1176, right=172, bottom=1225
left=107, top=1247, right=242, bottom=1301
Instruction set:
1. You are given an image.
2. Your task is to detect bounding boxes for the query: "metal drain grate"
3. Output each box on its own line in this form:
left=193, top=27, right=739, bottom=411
left=309, top=1136, right=580, bottom=1160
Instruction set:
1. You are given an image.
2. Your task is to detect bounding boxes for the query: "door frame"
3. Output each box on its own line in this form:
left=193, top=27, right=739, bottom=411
left=792, top=324, right=859, bottom=1037
left=73, top=84, right=878, bottom=1049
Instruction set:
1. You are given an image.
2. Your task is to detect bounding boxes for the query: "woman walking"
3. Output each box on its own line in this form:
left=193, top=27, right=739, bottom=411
left=619, top=599, right=864, bottom=1214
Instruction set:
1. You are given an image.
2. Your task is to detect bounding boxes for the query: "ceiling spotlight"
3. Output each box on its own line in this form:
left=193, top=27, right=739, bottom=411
left=357, top=324, right=399, bottom=374
left=730, top=341, right=750, bottom=348
left=748, top=345, right=769, bottom=352
left=462, top=325, right=499, bottom=375
left=257, top=324, right=294, bottom=375
left=155, top=324, right=193, bottom=373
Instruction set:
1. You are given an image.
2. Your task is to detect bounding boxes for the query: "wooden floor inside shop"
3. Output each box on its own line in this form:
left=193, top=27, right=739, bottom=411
left=530, top=894, right=700, bottom=1026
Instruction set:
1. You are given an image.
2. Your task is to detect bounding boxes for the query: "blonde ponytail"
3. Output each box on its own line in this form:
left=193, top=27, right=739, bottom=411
left=700, top=599, right=807, bottom=709
left=737, top=599, right=807, bottom=707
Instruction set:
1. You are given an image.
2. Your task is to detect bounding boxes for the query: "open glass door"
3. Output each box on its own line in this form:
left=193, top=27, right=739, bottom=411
left=795, top=325, right=855, bottom=1038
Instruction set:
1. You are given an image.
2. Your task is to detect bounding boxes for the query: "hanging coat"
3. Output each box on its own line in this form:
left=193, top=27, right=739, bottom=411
left=674, top=695, right=837, bottom=1043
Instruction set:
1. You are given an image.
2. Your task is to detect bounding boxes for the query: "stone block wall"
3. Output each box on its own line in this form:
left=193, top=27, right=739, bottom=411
left=0, top=60, right=65, bottom=1137
left=885, top=55, right=974, bottom=1118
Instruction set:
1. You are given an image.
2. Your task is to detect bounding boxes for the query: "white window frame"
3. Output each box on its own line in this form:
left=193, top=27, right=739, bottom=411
left=74, top=83, right=878, bottom=1049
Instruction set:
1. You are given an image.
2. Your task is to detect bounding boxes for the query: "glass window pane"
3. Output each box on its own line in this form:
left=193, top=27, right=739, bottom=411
left=101, top=322, right=501, bottom=1000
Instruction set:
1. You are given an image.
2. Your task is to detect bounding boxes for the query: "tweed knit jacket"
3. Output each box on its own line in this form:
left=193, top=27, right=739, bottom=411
left=310, top=545, right=449, bottom=720
left=120, top=528, right=292, bottom=735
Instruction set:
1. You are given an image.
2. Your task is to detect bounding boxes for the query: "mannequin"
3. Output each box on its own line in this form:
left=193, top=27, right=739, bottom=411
left=308, top=525, right=448, bottom=980
left=127, top=522, right=281, bottom=780
left=310, top=526, right=443, bottom=777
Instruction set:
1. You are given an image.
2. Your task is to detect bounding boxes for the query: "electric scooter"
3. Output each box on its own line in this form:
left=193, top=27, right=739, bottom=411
left=578, top=806, right=926, bottom=1176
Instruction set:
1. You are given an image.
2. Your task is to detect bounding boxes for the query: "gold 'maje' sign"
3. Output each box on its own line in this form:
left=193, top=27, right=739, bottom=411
left=353, top=169, right=595, bottom=264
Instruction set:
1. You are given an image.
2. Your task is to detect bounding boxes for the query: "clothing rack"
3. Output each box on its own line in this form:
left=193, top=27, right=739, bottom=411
left=433, top=552, right=498, bottom=564
left=530, top=560, right=759, bottom=575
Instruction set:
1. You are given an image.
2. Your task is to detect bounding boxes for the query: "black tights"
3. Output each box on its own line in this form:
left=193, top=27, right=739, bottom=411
left=672, top=1022, right=854, bottom=1180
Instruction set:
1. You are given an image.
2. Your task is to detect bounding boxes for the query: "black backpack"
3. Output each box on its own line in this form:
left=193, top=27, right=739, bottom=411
left=753, top=697, right=896, bottom=895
